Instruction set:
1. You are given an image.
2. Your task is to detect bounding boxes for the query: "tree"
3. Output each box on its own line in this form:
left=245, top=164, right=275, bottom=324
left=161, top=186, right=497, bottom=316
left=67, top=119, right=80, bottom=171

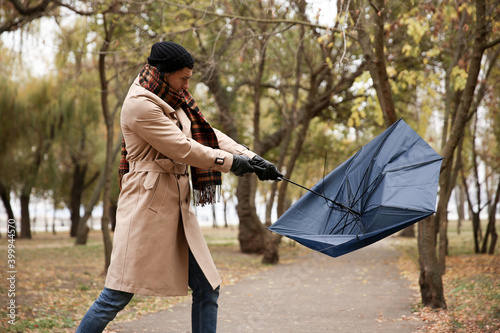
left=344, top=0, right=499, bottom=308
left=419, top=0, right=499, bottom=308
left=52, top=20, right=104, bottom=237
left=347, top=0, right=398, bottom=127
left=481, top=54, right=500, bottom=254
left=0, top=64, right=18, bottom=236
left=80, top=0, right=175, bottom=270
left=12, top=77, right=64, bottom=238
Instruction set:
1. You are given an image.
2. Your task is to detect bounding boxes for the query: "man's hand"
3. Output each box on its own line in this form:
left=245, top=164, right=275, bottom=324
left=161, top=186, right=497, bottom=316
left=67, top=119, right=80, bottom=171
left=230, top=155, right=255, bottom=177
left=250, top=155, right=283, bottom=181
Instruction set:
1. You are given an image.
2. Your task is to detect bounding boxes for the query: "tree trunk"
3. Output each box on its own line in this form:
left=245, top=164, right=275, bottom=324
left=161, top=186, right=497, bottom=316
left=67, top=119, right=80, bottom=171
left=100, top=149, right=113, bottom=272
left=70, top=163, right=86, bottom=237
left=437, top=163, right=453, bottom=272
left=418, top=216, right=447, bottom=309
left=462, top=163, right=483, bottom=254
left=399, top=225, right=415, bottom=238
left=212, top=204, right=217, bottom=228
left=482, top=180, right=499, bottom=254
left=98, top=18, right=116, bottom=273
left=471, top=212, right=482, bottom=253
left=109, top=203, right=118, bottom=232
left=0, top=182, right=15, bottom=238
left=223, top=197, right=228, bottom=228
left=75, top=173, right=103, bottom=245
left=455, top=184, right=466, bottom=234
left=237, top=175, right=265, bottom=253
left=20, top=192, right=32, bottom=239
left=261, top=232, right=280, bottom=264
left=0, top=183, right=15, bottom=220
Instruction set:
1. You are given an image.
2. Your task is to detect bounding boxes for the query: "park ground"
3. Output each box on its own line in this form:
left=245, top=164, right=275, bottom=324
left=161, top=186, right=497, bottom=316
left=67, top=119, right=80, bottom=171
left=0, top=220, right=498, bottom=332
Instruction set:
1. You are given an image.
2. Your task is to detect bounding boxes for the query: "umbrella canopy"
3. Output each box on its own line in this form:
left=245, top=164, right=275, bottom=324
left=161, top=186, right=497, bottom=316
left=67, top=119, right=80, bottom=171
left=269, top=119, right=443, bottom=257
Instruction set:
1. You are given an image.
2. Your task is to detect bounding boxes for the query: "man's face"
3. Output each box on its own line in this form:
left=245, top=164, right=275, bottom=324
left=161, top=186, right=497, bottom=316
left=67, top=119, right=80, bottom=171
left=165, top=67, right=192, bottom=92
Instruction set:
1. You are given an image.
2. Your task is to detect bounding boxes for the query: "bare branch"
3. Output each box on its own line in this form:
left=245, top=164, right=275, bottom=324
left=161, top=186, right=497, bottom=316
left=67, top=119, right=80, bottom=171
left=161, top=1, right=339, bottom=31
left=482, top=36, right=500, bottom=50
left=8, top=0, right=52, bottom=16
left=53, top=0, right=124, bottom=16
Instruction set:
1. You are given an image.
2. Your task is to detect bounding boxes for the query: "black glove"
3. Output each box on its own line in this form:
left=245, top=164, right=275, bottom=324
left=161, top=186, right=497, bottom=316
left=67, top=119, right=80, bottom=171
left=230, top=155, right=255, bottom=177
left=249, top=155, right=283, bottom=181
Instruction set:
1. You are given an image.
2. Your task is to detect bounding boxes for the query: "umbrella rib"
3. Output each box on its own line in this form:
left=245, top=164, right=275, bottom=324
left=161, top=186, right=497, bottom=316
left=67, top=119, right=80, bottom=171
left=331, top=213, right=366, bottom=235
left=323, top=201, right=344, bottom=234
left=350, top=173, right=385, bottom=212
left=280, top=178, right=366, bottom=235
left=328, top=210, right=351, bottom=235
left=348, top=215, right=366, bottom=235
left=281, top=178, right=361, bottom=216
left=383, top=157, right=444, bottom=173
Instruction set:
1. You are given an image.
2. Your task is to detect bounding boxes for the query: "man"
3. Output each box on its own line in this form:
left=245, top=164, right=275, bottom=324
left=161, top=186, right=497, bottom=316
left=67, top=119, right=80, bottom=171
left=76, top=41, right=281, bottom=333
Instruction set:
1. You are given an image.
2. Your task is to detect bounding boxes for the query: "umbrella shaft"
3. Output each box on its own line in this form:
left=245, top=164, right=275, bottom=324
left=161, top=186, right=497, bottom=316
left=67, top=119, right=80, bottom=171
left=281, top=178, right=361, bottom=216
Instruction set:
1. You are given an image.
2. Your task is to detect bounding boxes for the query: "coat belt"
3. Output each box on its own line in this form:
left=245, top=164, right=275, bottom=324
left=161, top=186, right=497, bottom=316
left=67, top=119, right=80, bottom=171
left=130, top=159, right=188, bottom=174
left=130, top=160, right=188, bottom=190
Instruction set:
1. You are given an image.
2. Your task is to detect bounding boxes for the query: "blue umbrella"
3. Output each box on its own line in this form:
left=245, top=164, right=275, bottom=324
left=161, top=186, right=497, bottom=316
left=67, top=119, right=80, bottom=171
left=269, top=119, right=443, bottom=257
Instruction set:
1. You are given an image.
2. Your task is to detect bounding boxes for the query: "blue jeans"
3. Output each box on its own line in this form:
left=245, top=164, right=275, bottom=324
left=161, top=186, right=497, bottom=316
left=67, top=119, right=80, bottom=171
left=76, top=251, right=219, bottom=333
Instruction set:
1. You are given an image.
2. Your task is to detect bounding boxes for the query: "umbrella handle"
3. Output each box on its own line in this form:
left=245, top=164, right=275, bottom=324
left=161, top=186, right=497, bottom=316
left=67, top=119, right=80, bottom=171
left=280, top=177, right=361, bottom=216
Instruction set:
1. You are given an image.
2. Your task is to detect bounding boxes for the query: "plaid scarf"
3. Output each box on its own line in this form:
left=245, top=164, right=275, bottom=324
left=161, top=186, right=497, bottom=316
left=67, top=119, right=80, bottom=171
left=119, top=64, right=221, bottom=206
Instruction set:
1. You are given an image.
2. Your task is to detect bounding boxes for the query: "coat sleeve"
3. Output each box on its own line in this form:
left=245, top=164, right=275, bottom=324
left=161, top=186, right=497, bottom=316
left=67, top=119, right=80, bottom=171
left=123, top=97, right=233, bottom=173
left=213, top=128, right=257, bottom=160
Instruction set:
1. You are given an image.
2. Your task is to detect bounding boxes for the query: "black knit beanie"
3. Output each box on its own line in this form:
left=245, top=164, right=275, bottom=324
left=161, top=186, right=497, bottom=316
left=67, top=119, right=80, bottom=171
left=147, top=41, right=195, bottom=73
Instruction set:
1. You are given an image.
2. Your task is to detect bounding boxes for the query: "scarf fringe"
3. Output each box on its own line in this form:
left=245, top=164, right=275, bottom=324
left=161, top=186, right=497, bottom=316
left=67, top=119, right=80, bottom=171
left=193, top=184, right=221, bottom=207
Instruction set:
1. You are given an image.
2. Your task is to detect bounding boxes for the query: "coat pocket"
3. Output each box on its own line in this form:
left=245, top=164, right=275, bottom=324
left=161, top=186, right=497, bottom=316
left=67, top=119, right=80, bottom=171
left=144, top=172, right=168, bottom=213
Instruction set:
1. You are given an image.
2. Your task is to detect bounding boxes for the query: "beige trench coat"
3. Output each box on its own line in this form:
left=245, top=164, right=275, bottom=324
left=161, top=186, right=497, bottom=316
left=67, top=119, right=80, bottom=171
left=105, top=77, right=255, bottom=297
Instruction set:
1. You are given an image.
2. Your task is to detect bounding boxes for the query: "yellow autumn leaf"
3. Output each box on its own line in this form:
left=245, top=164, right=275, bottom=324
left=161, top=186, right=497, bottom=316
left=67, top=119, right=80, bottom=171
left=325, top=56, right=333, bottom=69
left=390, top=80, right=399, bottom=94
left=349, top=111, right=361, bottom=127
left=407, top=19, right=429, bottom=44
left=402, top=43, right=413, bottom=57
left=357, top=85, right=365, bottom=95
left=374, top=103, right=384, bottom=126
left=386, top=66, right=397, bottom=78
left=458, top=3, right=469, bottom=14
left=450, top=66, right=468, bottom=91
left=426, top=47, right=441, bottom=58
left=347, top=117, right=354, bottom=128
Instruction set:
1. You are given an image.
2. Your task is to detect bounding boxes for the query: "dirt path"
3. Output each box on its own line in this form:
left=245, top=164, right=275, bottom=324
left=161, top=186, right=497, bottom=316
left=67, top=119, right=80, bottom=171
left=111, top=239, right=424, bottom=333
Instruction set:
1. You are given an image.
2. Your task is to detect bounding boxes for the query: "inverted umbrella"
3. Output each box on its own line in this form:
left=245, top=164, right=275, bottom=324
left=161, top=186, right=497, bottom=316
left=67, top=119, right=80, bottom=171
left=269, top=118, right=443, bottom=258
